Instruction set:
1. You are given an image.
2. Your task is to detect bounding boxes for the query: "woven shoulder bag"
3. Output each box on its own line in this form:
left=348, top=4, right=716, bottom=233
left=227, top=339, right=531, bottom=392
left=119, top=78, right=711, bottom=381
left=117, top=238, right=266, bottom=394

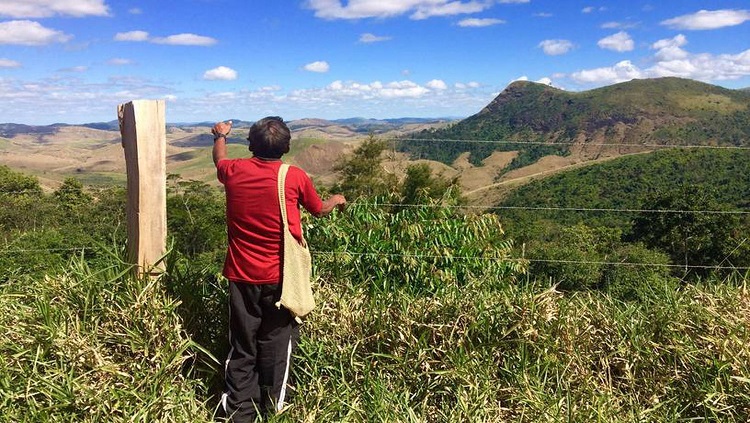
left=275, top=164, right=315, bottom=319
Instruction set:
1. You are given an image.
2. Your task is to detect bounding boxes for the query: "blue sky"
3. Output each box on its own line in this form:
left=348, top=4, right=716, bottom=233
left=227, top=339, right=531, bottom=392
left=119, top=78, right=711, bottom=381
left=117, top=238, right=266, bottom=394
left=0, top=1, right=749, bottom=125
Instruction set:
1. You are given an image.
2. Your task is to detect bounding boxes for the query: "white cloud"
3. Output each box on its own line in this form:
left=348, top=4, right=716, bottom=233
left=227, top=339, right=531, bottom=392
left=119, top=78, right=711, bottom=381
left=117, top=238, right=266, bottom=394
left=537, top=77, right=553, bottom=86
left=0, top=20, right=72, bottom=45
left=570, top=60, right=643, bottom=84
left=151, top=33, right=217, bottom=46
left=203, top=66, right=238, bottom=81
left=649, top=35, right=750, bottom=81
left=455, top=81, right=480, bottom=89
left=601, top=21, right=639, bottom=29
left=0, top=58, right=21, bottom=68
left=107, top=58, right=133, bottom=66
left=303, top=61, right=330, bottom=73
left=512, top=76, right=553, bottom=85
left=661, top=9, right=750, bottom=30
left=569, top=34, right=750, bottom=86
left=114, top=31, right=149, bottom=42
left=598, top=31, right=634, bottom=52
left=426, top=79, right=448, bottom=90
left=651, top=34, right=689, bottom=61
left=534, top=12, right=553, bottom=18
left=457, top=18, right=505, bottom=27
left=538, top=39, right=574, bottom=56
left=0, top=0, right=109, bottom=18
left=411, top=1, right=486, bottom=20
left=129, top=8, right=142, bottom=15
left=359, top=33, right=392, bottom=43
left=306, top=0, right=493, bottom=20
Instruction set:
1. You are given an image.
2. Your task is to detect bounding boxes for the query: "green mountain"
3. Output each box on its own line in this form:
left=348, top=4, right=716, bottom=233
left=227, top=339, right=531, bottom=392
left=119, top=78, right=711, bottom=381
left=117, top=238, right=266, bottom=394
left=399, top=77, right=750, bottom=165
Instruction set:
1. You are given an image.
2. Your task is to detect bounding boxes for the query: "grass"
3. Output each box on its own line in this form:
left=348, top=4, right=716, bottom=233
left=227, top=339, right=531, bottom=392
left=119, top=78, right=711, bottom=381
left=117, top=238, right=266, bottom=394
left=0, top=250, right=213, bottom=422
left=2, top=247, right=749, bottom=421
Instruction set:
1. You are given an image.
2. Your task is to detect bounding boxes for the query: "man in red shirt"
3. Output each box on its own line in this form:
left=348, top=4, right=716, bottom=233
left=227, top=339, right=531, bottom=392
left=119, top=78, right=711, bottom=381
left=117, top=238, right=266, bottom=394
left=212, top=117, right=346, bottom=421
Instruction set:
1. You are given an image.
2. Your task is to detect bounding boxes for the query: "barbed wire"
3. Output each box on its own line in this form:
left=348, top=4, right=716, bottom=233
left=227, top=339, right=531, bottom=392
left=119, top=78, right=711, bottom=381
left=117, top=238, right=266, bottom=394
left=384, top=137, right=750, bottom=150
left=0, top=246, right=95, bottom=253
left=1, top=245, right=746, bottom=271
left=348, top=202, right=750, bottom=215
left=4, top=190, right=749, bottom=215
left=312, top=251, right=748, bottom=271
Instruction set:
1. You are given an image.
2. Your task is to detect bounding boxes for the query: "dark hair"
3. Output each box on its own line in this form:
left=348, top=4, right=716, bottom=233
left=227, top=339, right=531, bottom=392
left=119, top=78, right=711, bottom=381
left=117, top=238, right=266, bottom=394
left=247, top=116, right=290, bottom=159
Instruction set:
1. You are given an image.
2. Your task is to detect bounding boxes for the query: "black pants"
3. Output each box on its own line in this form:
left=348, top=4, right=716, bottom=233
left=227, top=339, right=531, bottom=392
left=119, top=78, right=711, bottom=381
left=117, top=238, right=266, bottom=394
left=219, top=281, right=299, bottom=422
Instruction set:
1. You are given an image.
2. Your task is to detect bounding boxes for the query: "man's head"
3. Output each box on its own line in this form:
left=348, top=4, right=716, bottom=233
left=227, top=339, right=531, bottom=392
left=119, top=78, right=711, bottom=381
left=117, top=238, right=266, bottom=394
left=247, top=116, right=290, bottom=159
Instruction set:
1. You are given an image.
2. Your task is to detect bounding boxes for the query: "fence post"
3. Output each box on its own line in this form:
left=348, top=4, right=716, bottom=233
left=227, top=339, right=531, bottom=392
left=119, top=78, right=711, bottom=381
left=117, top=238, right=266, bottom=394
left=118, top=100, right=167, bottom=276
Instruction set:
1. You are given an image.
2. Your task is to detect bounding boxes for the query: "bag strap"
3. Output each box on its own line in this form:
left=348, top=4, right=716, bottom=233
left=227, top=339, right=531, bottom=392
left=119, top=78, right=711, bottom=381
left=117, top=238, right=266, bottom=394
left=277, top=164, right=290, bottom=229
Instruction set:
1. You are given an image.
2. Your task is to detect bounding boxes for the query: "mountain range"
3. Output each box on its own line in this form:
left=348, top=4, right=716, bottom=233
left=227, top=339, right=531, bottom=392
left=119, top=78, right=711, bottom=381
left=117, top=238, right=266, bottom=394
left=1, top=77, right=748, bottom=200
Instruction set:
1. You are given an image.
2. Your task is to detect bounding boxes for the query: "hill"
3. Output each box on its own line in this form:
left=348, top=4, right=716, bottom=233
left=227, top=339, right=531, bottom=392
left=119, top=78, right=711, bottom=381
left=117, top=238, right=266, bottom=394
left=0, top=117, right=452, bottom=189
left=399, top=77, right=750, bottom=166
left=497, top=148, right=750, bottom=230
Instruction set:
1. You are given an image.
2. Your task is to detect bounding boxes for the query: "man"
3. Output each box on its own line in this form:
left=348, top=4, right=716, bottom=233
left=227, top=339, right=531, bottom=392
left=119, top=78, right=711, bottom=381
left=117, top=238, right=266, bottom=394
left=212, top=117, right=346, bottom=421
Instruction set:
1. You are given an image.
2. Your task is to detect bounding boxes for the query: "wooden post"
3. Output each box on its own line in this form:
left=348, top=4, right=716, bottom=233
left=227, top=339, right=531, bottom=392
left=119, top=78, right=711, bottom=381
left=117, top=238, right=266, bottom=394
left=118, top=100, right=167, bottom=276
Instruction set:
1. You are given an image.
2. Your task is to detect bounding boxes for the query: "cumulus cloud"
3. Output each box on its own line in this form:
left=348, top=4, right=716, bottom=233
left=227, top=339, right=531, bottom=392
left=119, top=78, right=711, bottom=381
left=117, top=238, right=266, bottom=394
left=114, top=31, right=149, bottom=42
left=538, top=39, right=574, bottom=56
left=598, top=31, right=634, bottom=52
left=570, top=60, right=643, bottom=84
left=203, top=66, right=238, bottom=81
left=306, top=0, right=492, bottom=20
left=513, top=76, right=555, bottom=86
left=426, top=79, right=448, bottom=90
left=651, top=34, right=689, bottom=61
left=115, top=31, right=217, bottom=46
left=151, top=33, right=217, bottom=46
left=303, top=61, right=330, bottom=73
left=569, top=34, right=750, bottom=86
left=0, top=58, right=21, bottom=68
left=359, top=33, right=391, bottom=43
left=0, top=20, right=72, bottom=45
left=457, top=18, right=505, bottom=27
left=661, top=9, right=750, bottom=30
left=0, top=0, right=109, bottom=18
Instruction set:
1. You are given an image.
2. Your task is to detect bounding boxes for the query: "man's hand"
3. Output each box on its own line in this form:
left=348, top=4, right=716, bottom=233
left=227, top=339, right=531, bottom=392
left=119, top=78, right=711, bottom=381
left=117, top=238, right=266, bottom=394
left=212, top=120, right=233, bottom=137
left=317, top=194, right=347, bottom=217
left=212, top=120, right=232, bottom=166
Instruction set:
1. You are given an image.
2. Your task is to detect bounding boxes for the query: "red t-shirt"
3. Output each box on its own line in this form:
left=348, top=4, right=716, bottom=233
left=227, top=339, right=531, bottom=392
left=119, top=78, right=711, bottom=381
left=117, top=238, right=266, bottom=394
left=217, top=157, right=323, bottom=284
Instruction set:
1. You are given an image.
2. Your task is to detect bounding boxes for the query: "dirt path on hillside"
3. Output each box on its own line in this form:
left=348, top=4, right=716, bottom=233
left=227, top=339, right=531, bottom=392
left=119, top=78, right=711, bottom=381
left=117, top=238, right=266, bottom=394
left=464, top=151, right=653, bottom=203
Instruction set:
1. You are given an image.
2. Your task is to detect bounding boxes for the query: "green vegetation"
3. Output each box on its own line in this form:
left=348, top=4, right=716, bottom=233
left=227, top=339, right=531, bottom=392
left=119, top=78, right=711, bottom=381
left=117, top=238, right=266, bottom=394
left=498, top=149, right=750, bottom=282
left=2, top=140, right=750, bottom=422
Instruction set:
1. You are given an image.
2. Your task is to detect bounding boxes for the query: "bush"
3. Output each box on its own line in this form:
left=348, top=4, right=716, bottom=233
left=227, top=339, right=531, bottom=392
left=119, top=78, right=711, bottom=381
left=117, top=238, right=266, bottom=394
left=307, top=201, right=527, bottom=295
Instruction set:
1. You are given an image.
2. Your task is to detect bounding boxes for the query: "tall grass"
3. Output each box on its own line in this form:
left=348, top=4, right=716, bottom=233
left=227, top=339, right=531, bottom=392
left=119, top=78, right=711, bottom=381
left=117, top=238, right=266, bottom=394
left=2, top=247, right=749, bottom=421
left=0, top=250, right=214, bottom=422
left=284, top=273, right=750, bottom=422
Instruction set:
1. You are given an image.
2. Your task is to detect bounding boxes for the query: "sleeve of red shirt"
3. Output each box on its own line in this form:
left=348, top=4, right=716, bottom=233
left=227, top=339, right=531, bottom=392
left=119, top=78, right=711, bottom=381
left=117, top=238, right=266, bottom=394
left=216, top=159, right=232, bottom=185
left=291, top=165, right=323, bottom=216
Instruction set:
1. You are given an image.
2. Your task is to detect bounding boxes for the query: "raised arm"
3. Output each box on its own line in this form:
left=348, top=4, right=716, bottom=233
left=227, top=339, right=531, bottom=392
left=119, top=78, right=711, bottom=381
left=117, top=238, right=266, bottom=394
left=212, top=120, right=233, bottom=167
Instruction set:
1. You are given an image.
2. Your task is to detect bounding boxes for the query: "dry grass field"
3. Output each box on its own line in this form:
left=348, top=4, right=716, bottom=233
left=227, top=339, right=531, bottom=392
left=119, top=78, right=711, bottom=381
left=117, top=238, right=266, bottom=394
left=0, top=122, right=630, bottom=203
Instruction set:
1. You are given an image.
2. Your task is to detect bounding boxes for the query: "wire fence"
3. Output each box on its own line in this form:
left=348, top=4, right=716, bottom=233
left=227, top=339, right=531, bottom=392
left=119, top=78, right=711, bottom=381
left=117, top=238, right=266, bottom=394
left=2, top=136, right=749, bottom=273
